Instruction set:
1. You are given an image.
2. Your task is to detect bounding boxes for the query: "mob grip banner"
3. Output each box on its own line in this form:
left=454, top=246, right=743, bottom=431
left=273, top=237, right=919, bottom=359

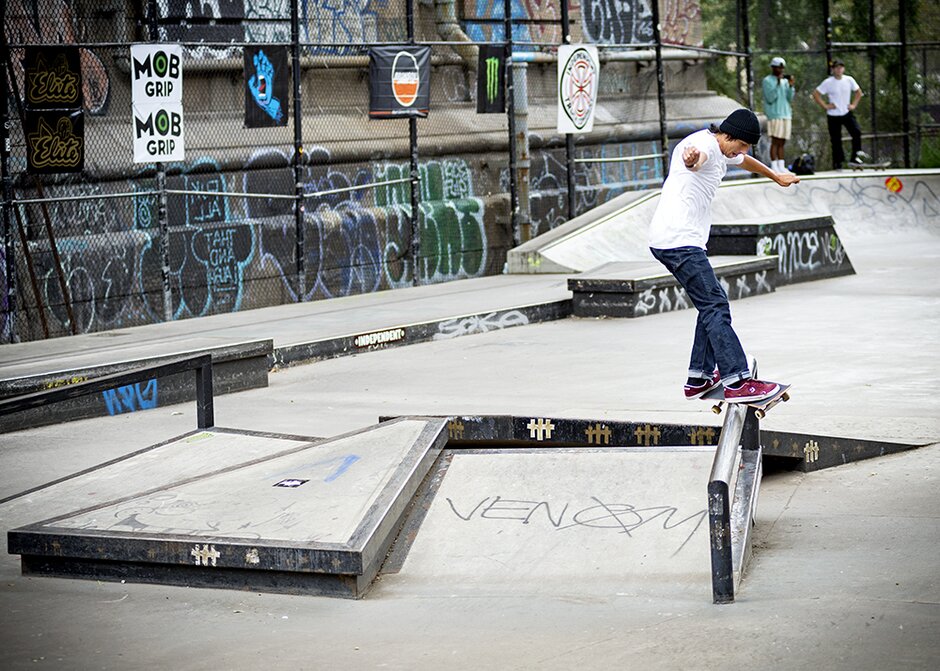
left=131, top=44, right=185, bottom=162
left=368, top=46, right=431, bottom=119
left=476, top=45, right=505, bottom=114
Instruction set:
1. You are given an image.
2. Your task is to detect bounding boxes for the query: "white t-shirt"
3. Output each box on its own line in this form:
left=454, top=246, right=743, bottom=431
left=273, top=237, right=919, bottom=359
left=815, top=75, right=860, bottom=116
left=648, top=130, right=745, bottom=250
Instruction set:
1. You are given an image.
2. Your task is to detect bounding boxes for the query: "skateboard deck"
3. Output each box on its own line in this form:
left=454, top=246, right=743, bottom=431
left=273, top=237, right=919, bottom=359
left=848, top=161, right=891, bottom=171
left=700, top=382, right=792, bottom=419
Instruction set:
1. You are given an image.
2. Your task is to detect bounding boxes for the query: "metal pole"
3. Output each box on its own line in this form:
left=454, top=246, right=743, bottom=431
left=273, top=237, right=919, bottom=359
left=503, top=0, right=520, bottom=245
left=291, top=0, right=306, bottom=298
left=869, top=0, right=878, bottom=158
left=0, top=30, right=15, bottom=342
left=148, top=0, right=173, bottom=322
left=407, top=0, right=421, bottom=285
left=651, top=0, right=670, bottom=178
left=824, top=0, right=833, bottom=69
left=195, top=359, right=215, bottom=429
left=740, top=0, right=754, bottom=109
left=560, top=1, right=577, bottom=220
left=898, top=0, right=911, bottom=167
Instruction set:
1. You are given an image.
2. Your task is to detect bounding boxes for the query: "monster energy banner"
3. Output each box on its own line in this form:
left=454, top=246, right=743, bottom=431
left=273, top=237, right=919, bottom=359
left=244, top=46, right=288, bottom=128
left=368, top=46, right=431, bottom=119
left=476, top=45, right=505, bottom=114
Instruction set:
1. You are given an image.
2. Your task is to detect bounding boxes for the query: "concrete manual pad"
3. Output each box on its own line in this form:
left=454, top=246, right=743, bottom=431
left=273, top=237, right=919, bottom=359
left=8, top=418, right=448, bottom=597
left=395, top=446, right=737, bottom=597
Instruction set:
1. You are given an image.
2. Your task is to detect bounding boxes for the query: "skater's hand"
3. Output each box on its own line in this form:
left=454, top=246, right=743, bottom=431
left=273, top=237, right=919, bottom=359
left=683, top=146, right=702, bottom=169
left=825, top=102, right=836, bottom=110
left=776, top=172, right=800, bottom=187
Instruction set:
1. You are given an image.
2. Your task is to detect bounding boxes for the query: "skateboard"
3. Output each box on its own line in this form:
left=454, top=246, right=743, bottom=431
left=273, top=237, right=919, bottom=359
left=848, top=151, right=891, bottom=171
left=848, top=160, right=891, bottom=171
left=700, top=382, right=792, bottom=419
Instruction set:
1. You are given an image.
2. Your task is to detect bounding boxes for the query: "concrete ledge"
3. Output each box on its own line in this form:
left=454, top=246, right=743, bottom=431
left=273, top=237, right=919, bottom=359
left=707, top=214, right=855, bottom=285
left=7, top=418, right=448, bottom=598
left=568, top=256, right=778, bottom=318
left=0, top=340, right=272, bottom=433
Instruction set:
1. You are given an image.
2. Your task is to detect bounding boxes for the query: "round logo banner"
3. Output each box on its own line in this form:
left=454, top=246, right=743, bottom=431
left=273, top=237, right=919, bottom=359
left=558, top=45, right=599, bottom=134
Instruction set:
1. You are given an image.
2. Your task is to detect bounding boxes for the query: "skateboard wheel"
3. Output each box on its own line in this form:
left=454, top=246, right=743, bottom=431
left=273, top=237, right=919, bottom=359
left=782, top=392, right=790, bottom=402
left=755, top=410, right=765, bottom=419
left=712, top=405, right=722, bottom=414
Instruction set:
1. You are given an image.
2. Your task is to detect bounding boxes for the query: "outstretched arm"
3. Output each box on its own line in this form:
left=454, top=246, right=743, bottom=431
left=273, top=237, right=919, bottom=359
left=741, top=154, right=800, bottom=187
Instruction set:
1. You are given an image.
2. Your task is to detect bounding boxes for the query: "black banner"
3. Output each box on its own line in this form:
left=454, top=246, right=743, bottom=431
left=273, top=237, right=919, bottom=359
left=24, top=46, right=83, bottom=110
left=244, top=46, right=288, bottom=128
left=368, top=46, right=431, bottom=119
left=25, top=110, right=84, bottom=174
left=476, top=45, right=505, bottom=114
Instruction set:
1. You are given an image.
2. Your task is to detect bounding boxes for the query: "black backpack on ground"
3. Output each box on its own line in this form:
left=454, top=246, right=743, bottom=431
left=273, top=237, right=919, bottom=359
left=790, top=154, right=815, bottom=175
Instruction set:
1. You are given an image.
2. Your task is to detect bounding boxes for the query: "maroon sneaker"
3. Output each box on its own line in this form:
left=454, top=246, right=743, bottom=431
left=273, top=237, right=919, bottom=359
left=684, top=369, right=721, bottom=400
left=724, top=379, right=780, bottom=403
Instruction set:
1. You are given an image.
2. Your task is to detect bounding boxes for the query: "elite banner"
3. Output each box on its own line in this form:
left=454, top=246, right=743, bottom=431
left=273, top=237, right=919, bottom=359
left=244, top=46, right=288, bottom=128
left=557, top=45, right=599, bottom=134
left=131, top=44, right=185, bottom=163
left=369, top=46, right=431, bottom=119
left=476, top=45, right=505, bottom=114
left=24, top=46, right=84, bottom=173
left=25, top=110, right=84, bottom=174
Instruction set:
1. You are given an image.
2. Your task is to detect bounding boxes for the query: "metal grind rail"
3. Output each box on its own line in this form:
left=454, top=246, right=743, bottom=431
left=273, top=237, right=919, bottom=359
left=0, top=353, right=215, bottom=429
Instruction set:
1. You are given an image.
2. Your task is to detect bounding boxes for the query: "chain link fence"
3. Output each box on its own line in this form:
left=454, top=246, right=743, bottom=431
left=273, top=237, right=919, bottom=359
left=2, top=0, right=935, bottom=343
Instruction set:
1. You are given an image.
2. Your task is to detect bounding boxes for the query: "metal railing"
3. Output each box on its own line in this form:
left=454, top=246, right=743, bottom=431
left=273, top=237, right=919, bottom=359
left=0, top=354, right=215, bottom=429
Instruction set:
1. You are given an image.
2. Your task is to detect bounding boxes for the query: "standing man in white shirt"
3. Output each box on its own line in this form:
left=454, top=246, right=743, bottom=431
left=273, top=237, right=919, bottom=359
left=648, top=109, right=799, bottom=404
left=812, top=58, right=864, bottom=169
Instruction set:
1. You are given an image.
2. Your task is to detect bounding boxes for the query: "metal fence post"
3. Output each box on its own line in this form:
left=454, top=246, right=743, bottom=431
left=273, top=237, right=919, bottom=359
left=0, top=30, right=15, bottom=343
left=407, top=0, right=421, bottom=285
left=291, top=0, right=306, bottom=298
left=195, top=359, right=215, bottom=429
left=898, top=0, right=911, bottom=168
left=560, top=2, right=577, bottom=220
left=739, top=0, right=754, bottom=110
left=651, top=0, right=670, bottom=178
left=503, top=0, right=520, bottom=245
left=148, top=0, right=173, bottom=322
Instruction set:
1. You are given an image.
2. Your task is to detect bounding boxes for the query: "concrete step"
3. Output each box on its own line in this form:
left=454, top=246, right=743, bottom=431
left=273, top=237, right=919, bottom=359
left=568, top=256, right=777, bottom=318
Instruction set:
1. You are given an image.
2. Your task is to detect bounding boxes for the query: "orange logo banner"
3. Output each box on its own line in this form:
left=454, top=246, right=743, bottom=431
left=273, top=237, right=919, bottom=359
left=885, top=176, right=903, bottom=193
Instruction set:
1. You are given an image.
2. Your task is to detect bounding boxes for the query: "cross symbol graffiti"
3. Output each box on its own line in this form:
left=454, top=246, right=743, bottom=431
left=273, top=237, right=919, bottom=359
left=804, top=440, right=820, bottom=463
left=634, top=424, right=662, bottom=446
left=688, top=427, right=716, bottom=446
left=190, top=544, right=221, bottom=567
left=584, top=422, right=612, bottom=445
left=527, top=418, right=555, bottom=441
left=448, top=419, right=465, bottom=440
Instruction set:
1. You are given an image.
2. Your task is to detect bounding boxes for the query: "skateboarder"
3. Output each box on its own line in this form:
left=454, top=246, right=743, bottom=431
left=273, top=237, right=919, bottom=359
left=648, top=108, right=799, bottom=403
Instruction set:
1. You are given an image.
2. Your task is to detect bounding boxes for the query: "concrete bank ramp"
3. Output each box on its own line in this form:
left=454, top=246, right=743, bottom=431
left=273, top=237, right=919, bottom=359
left=508, top=169, right=940, bottom=274
left=386, top=446, right=752, bottom=599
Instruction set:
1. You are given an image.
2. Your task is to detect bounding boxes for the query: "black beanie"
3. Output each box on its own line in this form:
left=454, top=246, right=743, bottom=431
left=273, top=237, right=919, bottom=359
left=719, top=108, right=761, bottom=145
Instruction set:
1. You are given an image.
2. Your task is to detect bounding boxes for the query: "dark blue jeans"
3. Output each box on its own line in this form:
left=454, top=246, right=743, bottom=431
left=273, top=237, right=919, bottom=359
left=650, top=246, right=750, bottom=385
